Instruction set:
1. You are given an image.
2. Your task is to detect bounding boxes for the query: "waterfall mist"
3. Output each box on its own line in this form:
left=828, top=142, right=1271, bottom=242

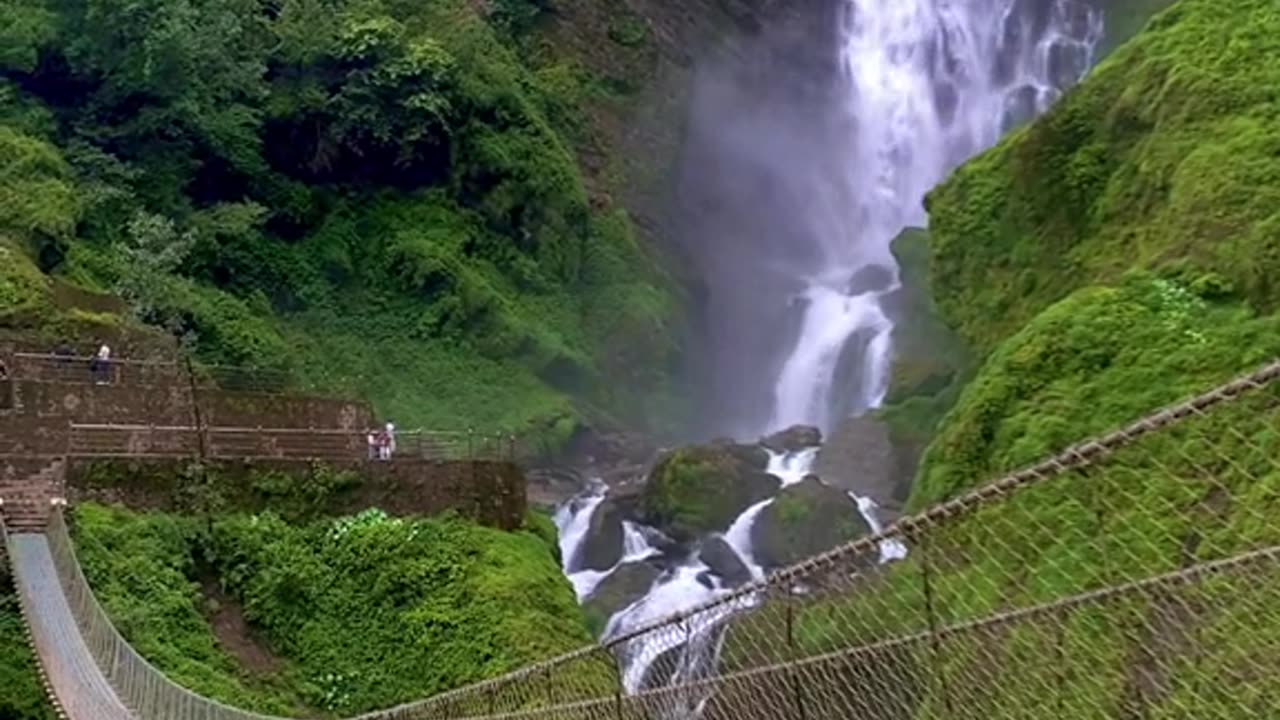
left=678, top=0, right=1101, bottom=439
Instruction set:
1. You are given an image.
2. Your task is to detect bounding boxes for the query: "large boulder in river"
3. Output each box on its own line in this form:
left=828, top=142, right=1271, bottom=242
left=699, top=536, right=753, bottom=587
left=582, top=561, right=660, bottom=635
left=577, top=498, right=628, bottom=571
left=760, top=425, right=822, bottom=453
left=813, top=416, right=912, bottom=510
left=641, top=442, right=778, bottom=542
left=751, top=476, right=871, bottom=568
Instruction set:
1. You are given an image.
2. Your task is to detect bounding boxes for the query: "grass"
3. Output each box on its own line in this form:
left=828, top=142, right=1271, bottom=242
left=0, top=574, right=57, bottom=720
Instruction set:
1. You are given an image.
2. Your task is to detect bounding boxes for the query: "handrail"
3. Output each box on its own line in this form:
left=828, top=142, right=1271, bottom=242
left=65, top=423, right=518, bottom=461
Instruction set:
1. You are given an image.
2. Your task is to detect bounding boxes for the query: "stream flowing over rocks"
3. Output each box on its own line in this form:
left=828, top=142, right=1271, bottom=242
left=553, top=0, right=1104, bottom=702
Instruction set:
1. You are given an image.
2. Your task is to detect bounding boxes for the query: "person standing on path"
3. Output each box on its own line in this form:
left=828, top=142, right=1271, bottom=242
left=90, top=344, right=112, bottom=385
left=378, top=422, right=396, bottom=461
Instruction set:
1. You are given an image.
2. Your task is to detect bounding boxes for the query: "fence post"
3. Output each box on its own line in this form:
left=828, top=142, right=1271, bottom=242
left=544, top=666, right=554, bottom=707
left=917, top=528, right=955, bottom=717
left=1053, top=605, right=1068, bottom=716
left=467, top=428, right=475, bottom=459
left=786, top=584, right=805, bottom=720
left=183, top=355, right=207, bottom=460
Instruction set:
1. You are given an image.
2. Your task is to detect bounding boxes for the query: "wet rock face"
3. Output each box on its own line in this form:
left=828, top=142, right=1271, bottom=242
left=583, top=561, right=661, bottom=629
left=699, top=536, right=753, bottom=587
left=813, top=415, right=910, bottom=510
left=578, top=498, right=628, bottom=572
left=641, top=442, right=780, bottom=542
left=751, top=476, right=870, bottom=568
left=760, top=425, right=822, bottom=453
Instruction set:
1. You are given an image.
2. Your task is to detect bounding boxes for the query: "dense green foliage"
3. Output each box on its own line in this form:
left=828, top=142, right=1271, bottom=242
left=73, top=504, right=310, bottom=713
left=728, top=364, right=1280, bottom=717
left=913, top=274, right=1280, bottom=509
left=72, top=502, right=596, bottom=715
left=0, top=572, right=57, bottom=720
left=0, top=0, right=678, bottom=445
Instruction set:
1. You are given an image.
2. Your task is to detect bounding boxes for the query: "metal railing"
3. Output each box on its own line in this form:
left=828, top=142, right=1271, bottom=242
left=14, top=360, right=1280, bottom=719
left=66, top=424, right=518, bottom=462
left=9, top=353, right=295, bottom=395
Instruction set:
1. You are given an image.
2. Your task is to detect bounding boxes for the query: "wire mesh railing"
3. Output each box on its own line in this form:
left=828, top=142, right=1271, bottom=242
left=66, top=424, right=518, bottom=462
left=378, top=359, right=1280, bottom=720
left=12, top=360, right=1280, bottom=720
left=9, top=353, right=296, bottom=395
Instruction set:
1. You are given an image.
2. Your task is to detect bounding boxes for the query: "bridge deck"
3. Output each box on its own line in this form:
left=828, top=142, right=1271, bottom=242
left=7, top=532, right=135, bottom=720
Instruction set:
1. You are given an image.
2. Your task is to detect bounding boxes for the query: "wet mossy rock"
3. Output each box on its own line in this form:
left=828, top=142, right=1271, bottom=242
left=926, top=0, right=1280, bottom=356
left=880, top=227, right=969, bottom=405
left=641, top=442, right=777, bottom=541
left=751, top=477, right=870, bottom=568
left=582, top=560, right=659, bottom=634
left=814, top=415, right=911, bottom=509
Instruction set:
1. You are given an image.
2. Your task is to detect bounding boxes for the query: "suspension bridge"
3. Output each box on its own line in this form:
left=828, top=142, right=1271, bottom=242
left=3, top=359, right=1279, bottom=719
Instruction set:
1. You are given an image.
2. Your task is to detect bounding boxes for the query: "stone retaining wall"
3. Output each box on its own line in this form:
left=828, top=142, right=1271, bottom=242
left=67, top=457, right=526, bottom=530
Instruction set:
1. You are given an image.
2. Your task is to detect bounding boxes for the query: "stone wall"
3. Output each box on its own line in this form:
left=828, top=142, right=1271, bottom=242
left=67, top=457, right=526, bottom=530
left=1, top=379, right=373, bottom=429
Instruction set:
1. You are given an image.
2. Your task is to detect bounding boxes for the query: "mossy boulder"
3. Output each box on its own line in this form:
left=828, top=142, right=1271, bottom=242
left=813, top=416, right=911, bottom=510
left=582, top=561, right=660, bottom=635
left=751, top=477, right=870, bottom=568
left=913, top=275, right=1280, bottom=510
left=641, top=442, right=778, bottom=542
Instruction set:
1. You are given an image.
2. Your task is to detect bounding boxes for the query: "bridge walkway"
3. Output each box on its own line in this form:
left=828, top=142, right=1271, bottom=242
left=7, top=532, right=134, bottom=720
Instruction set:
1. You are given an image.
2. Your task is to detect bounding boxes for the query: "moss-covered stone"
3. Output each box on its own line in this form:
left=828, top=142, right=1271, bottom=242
left=751, top=477, right=870, bottom=568
left=582, top=560, right=659, bottom=635
left=641, top=443, right=777, bottom=541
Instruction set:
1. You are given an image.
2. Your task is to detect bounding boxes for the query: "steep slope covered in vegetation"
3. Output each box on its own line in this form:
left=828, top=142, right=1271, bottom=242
left=0, top=0, right=679, bottom=445
left=68, top=503, right=597, bottom=716
left=916, top=0, right=1280, bottom=506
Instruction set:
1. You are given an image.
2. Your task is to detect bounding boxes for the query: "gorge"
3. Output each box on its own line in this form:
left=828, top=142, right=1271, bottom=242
left=550, top=0, right=1119, bottom=693
left=12, top=0, right=1280, bottom=715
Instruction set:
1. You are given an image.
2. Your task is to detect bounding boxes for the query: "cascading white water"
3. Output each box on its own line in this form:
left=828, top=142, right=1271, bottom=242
left=767, top=0, right=1102, bottom=434
left=556, top=0, right=1105, bottom=706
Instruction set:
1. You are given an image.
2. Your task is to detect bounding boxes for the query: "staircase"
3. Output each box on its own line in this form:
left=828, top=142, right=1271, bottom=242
left=0, top=459, right=65, bottom=533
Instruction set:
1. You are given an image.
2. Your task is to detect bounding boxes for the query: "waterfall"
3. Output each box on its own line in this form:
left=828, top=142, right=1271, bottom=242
left=766, top=0, right=1102, bottom=434
left=555, top=0, right=1105, bottom=706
